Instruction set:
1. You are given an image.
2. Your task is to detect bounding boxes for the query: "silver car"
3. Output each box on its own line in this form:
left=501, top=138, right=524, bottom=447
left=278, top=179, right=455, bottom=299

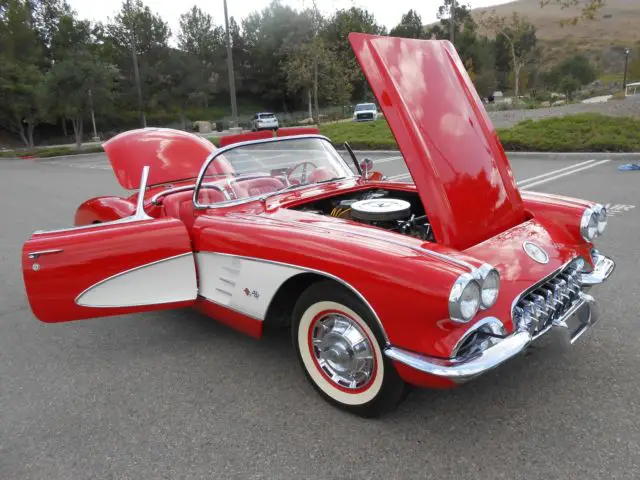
left=251, top=112, right=279, bottom=131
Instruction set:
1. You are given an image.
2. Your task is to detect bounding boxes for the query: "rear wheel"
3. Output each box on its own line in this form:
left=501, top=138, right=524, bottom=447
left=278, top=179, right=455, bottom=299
left=292, top=281, right=409, bottom=417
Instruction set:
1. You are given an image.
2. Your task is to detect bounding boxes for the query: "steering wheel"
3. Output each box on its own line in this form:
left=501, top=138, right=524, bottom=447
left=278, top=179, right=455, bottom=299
left=286, top=161, right=318, bottom=184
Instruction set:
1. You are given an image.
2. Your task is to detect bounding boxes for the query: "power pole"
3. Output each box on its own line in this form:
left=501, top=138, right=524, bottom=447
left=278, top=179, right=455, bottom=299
left=223, top=0, right=239, bottom=130
left=127, top=0, right=146, bottom=128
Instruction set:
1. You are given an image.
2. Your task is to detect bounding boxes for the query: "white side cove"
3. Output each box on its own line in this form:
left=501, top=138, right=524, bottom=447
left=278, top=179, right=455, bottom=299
left=76, top=253, right=198, bottom=307
left=195, top=252, right=301, bottom=320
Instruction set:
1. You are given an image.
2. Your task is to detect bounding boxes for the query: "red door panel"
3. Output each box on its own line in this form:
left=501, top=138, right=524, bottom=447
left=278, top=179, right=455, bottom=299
left=22, top=218, right=197, bottom=323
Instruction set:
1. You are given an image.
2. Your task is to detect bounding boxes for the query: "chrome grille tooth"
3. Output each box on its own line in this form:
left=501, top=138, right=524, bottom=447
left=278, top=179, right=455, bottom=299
left=513, top=259, right=584, bottom=334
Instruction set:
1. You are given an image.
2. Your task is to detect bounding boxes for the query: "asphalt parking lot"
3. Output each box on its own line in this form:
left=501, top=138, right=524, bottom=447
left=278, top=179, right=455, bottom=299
left=1, top=151, right=639, bottom=479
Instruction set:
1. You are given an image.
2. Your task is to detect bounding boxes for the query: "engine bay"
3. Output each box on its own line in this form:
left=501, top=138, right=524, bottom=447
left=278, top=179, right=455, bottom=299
left=291, top=188, right=435, bottom=241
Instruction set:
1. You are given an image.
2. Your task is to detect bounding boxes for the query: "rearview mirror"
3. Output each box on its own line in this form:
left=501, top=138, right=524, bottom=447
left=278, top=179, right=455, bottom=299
left=360, top=158, right=373, bottom=178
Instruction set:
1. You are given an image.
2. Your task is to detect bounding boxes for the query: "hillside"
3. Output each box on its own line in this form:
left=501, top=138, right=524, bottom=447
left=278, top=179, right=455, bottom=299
left=471, top=0, right=640, bottom=73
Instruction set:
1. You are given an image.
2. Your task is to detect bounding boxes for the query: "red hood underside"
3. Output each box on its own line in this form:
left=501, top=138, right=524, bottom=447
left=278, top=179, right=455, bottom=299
left=349, top=33, right=527, bottom=250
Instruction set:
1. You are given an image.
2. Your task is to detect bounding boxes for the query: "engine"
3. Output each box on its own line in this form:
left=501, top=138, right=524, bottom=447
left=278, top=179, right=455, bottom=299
left=295, top=189, right=434, bottom=241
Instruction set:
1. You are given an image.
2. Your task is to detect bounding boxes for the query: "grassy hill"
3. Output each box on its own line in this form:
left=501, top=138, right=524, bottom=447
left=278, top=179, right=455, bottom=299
left=471, top=0, right=640, bottom=73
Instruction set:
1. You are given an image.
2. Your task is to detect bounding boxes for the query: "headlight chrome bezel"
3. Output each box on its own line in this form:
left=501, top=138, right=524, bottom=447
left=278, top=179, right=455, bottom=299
left=449, top=273, right=482, bottom=323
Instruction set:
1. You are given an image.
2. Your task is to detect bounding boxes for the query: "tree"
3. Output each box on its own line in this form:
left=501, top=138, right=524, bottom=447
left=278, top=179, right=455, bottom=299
left=42, top=52, right=119, bottom=146
left=389, top=10, right=425, bottom=39
left=106, top=0, right=170, bottom=57
left=0, top=61, right=45, bottom=147
left=241, top=1, right=319, bottom=109
left=0, top=0, right=46, bottom=146
left=177, top=6, right=224, bottom=108
left=480, top=12, right=539, bottom=102
left=321, top=7, right=385, bottom=101
left=284, top=36, right=352, bottom=121
left=154, top=49, right=219, bottom=130
left=555, top=54, right=597, bottom=86
left=558, top=75, right=580, bottom=100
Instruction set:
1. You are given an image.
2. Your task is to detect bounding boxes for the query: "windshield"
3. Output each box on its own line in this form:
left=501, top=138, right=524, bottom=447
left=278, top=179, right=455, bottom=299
left=355, top=103, right=376, bottom=112
left=195, top=137, right=356, bottom=207
left=259, top=113, right=275, bottom=119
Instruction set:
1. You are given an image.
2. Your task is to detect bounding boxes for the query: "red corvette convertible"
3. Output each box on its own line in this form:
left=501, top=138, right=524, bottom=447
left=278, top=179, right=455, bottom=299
left=22, top=33, right=614, bottom=417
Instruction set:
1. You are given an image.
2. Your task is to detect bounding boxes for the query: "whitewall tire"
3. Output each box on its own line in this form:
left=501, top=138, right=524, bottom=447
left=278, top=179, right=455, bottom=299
left=292, top=281, right=409, bottom=417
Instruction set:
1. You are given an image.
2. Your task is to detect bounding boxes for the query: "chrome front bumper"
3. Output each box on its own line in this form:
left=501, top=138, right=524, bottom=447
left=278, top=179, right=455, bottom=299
left=385, top=255, right=614, bottom=383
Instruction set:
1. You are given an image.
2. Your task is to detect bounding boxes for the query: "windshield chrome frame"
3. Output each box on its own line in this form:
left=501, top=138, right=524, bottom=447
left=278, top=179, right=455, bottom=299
left=192, top=134, right=355, bottom=210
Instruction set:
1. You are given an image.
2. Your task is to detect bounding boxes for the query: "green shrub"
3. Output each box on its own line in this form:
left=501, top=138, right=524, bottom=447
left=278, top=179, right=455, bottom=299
left=497, top=113, right=640, bottom=152
left=319, top=114, right=640, bottom=152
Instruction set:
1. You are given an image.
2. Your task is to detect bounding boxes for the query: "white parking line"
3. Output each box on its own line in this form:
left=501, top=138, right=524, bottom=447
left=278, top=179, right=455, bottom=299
left=516, top=160, right=596, bottom=186
left=519, top=160, right=610, bottom=190
left=387, top=172, right=412, bottom=181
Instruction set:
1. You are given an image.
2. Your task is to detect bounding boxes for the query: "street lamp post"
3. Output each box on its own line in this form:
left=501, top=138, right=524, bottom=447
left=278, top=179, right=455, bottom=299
left=623, top=48, right=631, bottom=91
left=223, top=0, right=239, bottom=130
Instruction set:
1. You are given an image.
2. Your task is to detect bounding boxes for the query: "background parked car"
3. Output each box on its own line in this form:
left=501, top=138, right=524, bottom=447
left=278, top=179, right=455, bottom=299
left=251, top=112, right=279, bottom=131
left=352, top=103, right=379, bottom=122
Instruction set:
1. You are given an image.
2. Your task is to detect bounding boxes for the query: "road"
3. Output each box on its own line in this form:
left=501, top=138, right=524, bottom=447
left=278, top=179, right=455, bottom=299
left=1, top=151, right=639, bottom=480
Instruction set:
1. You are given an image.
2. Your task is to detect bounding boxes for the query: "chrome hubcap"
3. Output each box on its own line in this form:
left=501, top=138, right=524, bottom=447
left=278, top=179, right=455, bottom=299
left=311, top=313, right=375, bottom=390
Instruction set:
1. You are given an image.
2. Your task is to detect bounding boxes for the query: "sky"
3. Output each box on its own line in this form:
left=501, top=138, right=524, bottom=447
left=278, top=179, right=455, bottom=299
left=66, top=0, right=516, bottom=37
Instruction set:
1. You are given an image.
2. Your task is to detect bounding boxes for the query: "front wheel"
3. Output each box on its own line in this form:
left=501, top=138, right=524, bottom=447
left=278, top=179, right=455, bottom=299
left=292, top=281, right=409, bottom=417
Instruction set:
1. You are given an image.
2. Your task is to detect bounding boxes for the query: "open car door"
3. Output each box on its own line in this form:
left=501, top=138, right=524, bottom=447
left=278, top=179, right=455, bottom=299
left=22, top=167, right=198, bottom=323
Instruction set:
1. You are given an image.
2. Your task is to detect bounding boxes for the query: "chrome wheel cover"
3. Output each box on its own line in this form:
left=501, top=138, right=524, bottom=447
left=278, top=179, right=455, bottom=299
left=311, top=313, right=375, bottom=390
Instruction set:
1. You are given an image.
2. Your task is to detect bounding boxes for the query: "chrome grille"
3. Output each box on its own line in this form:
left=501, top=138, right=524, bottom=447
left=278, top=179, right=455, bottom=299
left=513, top=259, right=584, bottom=336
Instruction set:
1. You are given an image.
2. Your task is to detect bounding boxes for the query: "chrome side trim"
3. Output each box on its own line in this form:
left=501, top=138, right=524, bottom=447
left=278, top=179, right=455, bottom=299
left=197, top=295, right=263, bottom=322
left=28, top=249, right=64, bottom=259
left=74, top=252, right=195, bottom=307
left=386, top=292, right=598, bottom=382
left=199, top=251, right=390, bottom=343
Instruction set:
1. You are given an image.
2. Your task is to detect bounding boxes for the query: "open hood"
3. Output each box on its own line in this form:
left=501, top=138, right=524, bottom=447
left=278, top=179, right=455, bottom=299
left=103, top=128, right=217, bottom=190
left=349, top=33, right=526, bottom=250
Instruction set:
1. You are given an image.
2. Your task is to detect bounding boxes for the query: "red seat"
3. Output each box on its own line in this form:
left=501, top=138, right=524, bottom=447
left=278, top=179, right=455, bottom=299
left=234, top=177, right=285, bottom=198
left=162, top=189, right=225, bottom=229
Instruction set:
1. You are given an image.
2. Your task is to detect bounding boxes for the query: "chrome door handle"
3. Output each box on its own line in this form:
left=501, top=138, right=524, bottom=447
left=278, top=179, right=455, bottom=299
left=28, top=249, right=64, bottom=259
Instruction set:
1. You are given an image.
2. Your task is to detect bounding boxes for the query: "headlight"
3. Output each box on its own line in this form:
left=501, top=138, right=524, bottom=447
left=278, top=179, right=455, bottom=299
left=595, top=205, right=607, bottom=235
left=449, top=273, right=481, bottom=323
left=580, top=204, right=606, bottom=242
left=480, top=267, right=500, bottom=309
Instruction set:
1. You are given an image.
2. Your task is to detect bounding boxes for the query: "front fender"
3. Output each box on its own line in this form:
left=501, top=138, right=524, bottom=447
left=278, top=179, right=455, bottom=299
left=521, top=191, right=596, bottom=252
left=191, top=212, right=475, bottom=358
